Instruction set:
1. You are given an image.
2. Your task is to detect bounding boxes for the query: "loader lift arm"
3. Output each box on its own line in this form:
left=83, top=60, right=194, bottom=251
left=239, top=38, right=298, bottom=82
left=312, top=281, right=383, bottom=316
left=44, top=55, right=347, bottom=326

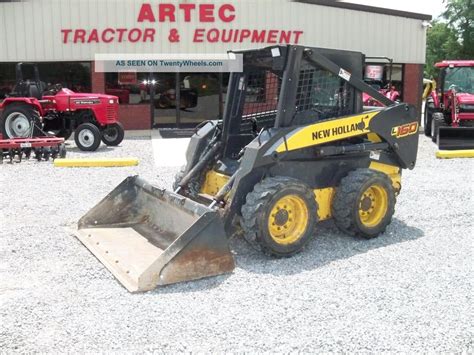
left=303, top=49, right=394, bottom=107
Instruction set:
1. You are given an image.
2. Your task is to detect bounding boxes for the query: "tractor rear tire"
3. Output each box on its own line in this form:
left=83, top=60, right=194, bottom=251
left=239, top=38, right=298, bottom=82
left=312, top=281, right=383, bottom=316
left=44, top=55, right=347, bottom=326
left=101, top=122, right=124, bottom=146
left=241, top=176, right=318, bottom=257
left=332, top=169, right=395, bottom=239
left=74, top=123, right=101, bottom=151
left=0, top=103, right=42, bottom=138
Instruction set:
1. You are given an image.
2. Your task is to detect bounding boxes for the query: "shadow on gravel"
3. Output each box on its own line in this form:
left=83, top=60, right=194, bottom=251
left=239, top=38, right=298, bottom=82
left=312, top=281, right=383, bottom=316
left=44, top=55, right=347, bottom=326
left=66, top=145, right=118, bottom=154
left=146, top=218, right=423, bottom=295
left=232, top=218, right=424, bottom=276
left=148, top=273, right=233, bottom=295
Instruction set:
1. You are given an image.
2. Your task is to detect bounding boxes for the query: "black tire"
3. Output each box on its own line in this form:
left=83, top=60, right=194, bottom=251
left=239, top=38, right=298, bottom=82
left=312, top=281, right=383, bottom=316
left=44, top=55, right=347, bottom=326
left=58, top=143, right=67, bottom=158
left=423, top=101, right=435, bottom=137
left=241, top=176, right=318, bottom=257
left=74, top=123, right=101, bottom=151
left=0, top=103, right=42, bottom=138
left=431, top=112, right=444, bottom=143
left=101, top=122, right=124, bottom=146
left=332, top=169, right=396, bottom=239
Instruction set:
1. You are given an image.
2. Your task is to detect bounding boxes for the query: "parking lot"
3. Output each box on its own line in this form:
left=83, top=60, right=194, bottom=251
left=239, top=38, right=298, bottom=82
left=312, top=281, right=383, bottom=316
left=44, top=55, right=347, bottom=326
left=0, top=134, right=472, bottom=352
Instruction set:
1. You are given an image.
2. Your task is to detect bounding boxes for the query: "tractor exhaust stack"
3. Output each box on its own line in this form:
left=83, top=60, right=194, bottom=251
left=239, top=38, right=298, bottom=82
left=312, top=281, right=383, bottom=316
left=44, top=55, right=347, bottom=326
left=76, top=176, right=234, bottom=292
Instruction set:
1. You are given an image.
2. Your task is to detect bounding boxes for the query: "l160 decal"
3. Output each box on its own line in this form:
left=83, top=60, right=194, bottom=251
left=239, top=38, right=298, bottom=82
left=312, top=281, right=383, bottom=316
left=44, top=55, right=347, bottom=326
left=391, top=122, right=418, bottom=138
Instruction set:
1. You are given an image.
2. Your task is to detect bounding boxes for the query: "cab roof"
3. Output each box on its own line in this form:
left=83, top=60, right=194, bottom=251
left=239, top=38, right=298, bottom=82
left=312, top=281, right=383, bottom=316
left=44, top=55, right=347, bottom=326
left=435, top=60, right=474, bottom=68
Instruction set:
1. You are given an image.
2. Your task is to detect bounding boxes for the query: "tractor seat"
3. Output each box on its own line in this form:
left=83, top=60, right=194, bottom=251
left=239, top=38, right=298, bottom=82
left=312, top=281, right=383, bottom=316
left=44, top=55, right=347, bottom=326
left=26, top=82, right=43, bottom=100
left=11, top=80, right=43, bottom=100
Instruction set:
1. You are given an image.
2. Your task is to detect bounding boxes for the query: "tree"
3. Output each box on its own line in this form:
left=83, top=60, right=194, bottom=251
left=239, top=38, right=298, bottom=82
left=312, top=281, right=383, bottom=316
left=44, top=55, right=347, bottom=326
left=425, top=21, right=462, bottom=77
left=442, top=0, right=474, bottom=58
left=424, top=0, right=473, bottom=77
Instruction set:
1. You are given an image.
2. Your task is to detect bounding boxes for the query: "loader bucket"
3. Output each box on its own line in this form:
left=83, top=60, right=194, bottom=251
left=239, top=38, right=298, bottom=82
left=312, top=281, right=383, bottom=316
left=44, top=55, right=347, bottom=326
left=75, top=176, right=235, bottom=292
left=438, top=127, right=474, bottom=150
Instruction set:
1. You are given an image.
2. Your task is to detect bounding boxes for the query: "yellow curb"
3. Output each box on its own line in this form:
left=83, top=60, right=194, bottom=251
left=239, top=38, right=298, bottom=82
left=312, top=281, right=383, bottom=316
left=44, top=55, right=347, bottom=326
left=436, top=150, right=474, bottom=159
left=54, top=157, right=139, bottom=167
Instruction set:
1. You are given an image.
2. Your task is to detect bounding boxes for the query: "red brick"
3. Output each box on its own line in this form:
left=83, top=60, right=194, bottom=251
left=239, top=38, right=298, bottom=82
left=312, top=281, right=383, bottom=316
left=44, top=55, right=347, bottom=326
left=91, top=62, right=105, bottom=94
left=118, top=104, right=150, bottom=130
left=403, top=64, right=423, bottom=119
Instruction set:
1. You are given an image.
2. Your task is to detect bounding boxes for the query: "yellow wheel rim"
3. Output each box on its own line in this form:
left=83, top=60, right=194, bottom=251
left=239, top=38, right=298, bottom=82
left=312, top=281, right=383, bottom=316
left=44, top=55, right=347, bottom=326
left=358, top=184, right=388, bottom=228
left=268, top=194, right=308, bottom=245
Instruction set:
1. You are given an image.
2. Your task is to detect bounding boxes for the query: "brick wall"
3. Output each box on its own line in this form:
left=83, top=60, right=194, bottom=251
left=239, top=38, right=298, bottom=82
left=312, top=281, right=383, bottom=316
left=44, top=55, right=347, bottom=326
left=118, top=104, right=150, bottom=130
left=91, top=62, right=106, bottom=94
left=403, top=64, right=424, bottom=119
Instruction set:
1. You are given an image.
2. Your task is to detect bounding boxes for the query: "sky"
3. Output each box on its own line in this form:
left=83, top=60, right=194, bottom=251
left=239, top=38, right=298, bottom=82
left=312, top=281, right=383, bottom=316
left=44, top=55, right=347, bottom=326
left=344, top=0, right=446, bottom=18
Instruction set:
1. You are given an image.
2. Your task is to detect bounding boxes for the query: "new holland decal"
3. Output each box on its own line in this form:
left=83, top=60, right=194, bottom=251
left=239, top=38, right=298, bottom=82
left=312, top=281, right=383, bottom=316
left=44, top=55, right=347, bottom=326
left=312, top=119, right=368, bottom=141
left=276, top=111, right=380, bottom=152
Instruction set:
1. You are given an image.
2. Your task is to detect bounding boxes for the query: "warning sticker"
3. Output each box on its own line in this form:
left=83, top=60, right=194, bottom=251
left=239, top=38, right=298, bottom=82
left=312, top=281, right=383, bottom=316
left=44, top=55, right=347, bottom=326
left=338, top=68, right=351, bottom=81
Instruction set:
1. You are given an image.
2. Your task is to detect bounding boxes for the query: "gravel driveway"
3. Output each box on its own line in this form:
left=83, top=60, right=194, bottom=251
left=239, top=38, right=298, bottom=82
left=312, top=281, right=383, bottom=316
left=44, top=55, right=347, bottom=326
left=0, top=134, right=472, bottom=352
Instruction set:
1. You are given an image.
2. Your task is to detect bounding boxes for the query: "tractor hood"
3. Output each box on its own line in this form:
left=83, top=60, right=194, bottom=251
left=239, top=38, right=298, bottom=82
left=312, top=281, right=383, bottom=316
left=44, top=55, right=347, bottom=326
left=55, top=88, right=118, bottom=101
left=456, top=93, right=474, bottom=105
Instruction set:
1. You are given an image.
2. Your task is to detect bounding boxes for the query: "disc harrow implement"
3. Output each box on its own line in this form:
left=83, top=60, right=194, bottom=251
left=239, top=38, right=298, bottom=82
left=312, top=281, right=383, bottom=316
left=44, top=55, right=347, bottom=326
left=0, top=137, right=66, bottom=163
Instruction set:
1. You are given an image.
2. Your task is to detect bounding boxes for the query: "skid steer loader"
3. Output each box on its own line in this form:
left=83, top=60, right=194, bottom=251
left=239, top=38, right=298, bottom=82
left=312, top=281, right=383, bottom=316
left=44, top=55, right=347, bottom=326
left=76, top=45, right=419, bottom=292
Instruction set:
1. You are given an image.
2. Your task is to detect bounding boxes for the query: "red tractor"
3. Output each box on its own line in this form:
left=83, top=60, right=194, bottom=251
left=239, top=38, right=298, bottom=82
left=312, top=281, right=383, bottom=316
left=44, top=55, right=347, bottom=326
left=0, top=63, right=124, bottom=151
left=424, top=60, right=474, bottom=150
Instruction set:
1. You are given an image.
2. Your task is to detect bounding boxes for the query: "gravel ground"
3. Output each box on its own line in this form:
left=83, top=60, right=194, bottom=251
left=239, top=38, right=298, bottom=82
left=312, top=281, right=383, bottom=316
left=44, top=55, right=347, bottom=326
left=0, top=135, right=473, bottom=353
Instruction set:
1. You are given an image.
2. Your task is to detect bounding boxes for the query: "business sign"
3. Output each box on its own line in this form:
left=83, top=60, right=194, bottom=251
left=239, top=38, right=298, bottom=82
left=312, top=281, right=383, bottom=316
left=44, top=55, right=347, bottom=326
left=61, top=2, right=304, bottom=45
left=118, top=72, right=137, bottom=85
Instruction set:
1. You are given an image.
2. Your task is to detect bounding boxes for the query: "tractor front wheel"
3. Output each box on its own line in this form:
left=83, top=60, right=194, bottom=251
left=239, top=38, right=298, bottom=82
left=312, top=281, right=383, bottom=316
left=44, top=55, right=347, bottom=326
left=74, top=123, right=101, bottom=151
left=423, top=100, right=435, bottom=137
left=101, top=122, right=124, bottom=146
left=431, top=112, right=445, bottom=143
left=0, top=103, right=41, bottom=138
left=241, top=176, right=318, bottom=257
left=332, top=169, right=395, bottom=239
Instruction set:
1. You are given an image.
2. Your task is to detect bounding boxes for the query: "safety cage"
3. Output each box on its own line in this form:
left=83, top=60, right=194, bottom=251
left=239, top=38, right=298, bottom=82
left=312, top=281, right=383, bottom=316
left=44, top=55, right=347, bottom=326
left=221, top=46, right=362, bottom=158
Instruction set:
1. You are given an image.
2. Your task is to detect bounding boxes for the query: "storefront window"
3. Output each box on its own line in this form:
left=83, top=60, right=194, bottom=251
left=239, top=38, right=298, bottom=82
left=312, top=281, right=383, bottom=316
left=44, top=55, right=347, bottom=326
left=363, top=63, right=404, bottom=100
left=0, top=63, right=16, bottom=99
left=105, top=72, right=152, bottom=104
left=152, top=73, right=177, bottom=125
left=177, top=73, right=221, bottom=125
left=0, top=62, right=91, bottom=99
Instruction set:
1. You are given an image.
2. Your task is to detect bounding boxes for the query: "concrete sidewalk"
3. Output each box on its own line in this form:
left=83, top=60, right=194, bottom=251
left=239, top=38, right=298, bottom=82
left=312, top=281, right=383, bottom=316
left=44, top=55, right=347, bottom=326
left=151, top=129, right=189, bottom=168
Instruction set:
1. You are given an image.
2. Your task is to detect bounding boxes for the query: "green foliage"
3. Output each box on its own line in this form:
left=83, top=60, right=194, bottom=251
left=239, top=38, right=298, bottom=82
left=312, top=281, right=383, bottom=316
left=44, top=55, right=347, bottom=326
left=442, top=0, right=474, bottom=58
left=425, top=21, right=462, bottom=77
left=425, top=0, right=473, bottom=77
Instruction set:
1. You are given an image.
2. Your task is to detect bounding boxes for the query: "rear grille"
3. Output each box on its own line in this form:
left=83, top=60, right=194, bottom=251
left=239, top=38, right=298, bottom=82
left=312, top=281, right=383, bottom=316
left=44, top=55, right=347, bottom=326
left=106, top=105, right=117, bottom=122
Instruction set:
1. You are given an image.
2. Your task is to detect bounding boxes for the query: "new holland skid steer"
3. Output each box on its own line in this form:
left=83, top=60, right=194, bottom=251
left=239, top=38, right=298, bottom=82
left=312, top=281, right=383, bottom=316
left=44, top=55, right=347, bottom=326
left=76, top=45, right=419, bottom=292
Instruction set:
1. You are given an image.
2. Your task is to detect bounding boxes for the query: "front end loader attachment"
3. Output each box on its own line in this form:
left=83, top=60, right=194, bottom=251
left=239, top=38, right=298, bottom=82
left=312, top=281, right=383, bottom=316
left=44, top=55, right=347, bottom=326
left=438, top=127, right=474, bottom=150
left=76, top=176, right=234, bottom=292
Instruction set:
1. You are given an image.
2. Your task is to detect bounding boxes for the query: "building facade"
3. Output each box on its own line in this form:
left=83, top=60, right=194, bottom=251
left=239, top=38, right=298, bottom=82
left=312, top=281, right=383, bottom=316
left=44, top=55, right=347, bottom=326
left=0, top=0, right=431, bottom=129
